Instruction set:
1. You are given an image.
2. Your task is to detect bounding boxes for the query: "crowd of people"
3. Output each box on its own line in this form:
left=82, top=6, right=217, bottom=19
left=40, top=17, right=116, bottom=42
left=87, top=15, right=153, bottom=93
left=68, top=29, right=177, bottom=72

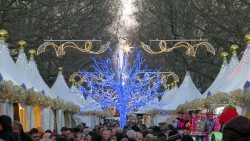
left=0, top=114, right=194, bottom=141
left=1, top=104, right=250, bottom=141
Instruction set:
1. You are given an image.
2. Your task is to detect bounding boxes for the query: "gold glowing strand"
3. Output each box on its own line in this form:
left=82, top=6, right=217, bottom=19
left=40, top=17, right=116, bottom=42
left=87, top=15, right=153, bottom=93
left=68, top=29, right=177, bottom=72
left=136, top=72, right=179, bottom=88
left=37, top=40, right=110, bottom=56
left=69, top=72, right=85, bottom=84
left=141, top=40, right=215, bottom=57
left=160, top=72, right=179, bottom=88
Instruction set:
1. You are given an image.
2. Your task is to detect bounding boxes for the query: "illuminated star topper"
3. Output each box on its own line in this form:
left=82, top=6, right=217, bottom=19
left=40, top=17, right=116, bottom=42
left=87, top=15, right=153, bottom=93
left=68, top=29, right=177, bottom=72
left=123, top=43, right=133, bottom=55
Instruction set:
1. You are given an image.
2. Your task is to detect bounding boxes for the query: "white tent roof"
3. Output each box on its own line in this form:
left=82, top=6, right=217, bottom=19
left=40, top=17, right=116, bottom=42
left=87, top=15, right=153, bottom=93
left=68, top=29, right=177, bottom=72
left=0, top=66, right=19, bottom=84
left=0, top=40, right=33, bottom=88
left=70, top=84, right=87, bottom=108
left=160, top=86, right=178, bottom=110
left=160, top=88, right=170, bottom=103
left=203, top=51, right=239, bottom=97
left=165, top=71, right=201, bottom=111
left=81, top=96, right=102, bottom=112
left=27, top=55, right=57, bottom=98
left=202, top=59, right=228, bottom=98
left=161, top=86, right=178, bottom=104
left=51, top=71, right=72, bottom=102
left=220, top=44, right=250, bottom=92
left=15, top=48, right=42, bottom=92
left=136, top=97, right=161, bottom=113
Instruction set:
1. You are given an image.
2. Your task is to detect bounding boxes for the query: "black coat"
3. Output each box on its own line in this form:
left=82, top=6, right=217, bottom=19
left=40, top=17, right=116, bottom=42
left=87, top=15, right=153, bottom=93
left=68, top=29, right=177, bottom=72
left=20, top=130, right=32, bottom=141
left=0, top=115, right=18, bottom=141
left=0, top=130, right=18, bottom=141
left=222, top=116, right=250, bottom=141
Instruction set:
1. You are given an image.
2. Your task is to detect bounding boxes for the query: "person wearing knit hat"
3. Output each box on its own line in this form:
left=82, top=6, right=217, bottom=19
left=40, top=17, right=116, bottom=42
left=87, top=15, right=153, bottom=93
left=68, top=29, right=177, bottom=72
left=218, top=103, right=238, bottom=126
left=219, top=104, right=250, bottom=140
left=167, top=130, right=181, bottom=141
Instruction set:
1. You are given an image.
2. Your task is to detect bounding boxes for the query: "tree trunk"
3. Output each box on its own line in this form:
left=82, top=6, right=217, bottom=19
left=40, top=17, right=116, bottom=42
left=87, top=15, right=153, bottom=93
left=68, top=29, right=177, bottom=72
left=119, top=108, right=127, bottom=128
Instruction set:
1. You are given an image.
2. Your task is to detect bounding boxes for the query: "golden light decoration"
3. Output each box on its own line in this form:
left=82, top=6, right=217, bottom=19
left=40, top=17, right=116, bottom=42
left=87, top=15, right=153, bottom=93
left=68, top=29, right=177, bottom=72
left=176, top=89, right=248, bottom=113
left=176, top=98, right=205, bottom=112
left=58, top=67, right=63, bottom=72
left=18, top=40, right=27, bottom=49
left=221, top=52, right=228, bottom=60
left=245, top=34, right=250, bottom=44
left=230, top=89, right=244, bottom=107
left=29, top=49, right=36, bottom=57
left=52, top=98, right=65, bottom=109
left=187, top=98, right=206, bottom=110
left=0, top=29, right=8, bottom=40
left=25, top=88, right=40, bottom=106
left=123, top=43, right=133, bottom=55
left=244, top=88, right=250, bottom=103
left=230, top=44, right=239, bottom=53
left=69, top=72, right=85, bottom=85
left=40, top=96, right=53, bottom=108
left=136, top=72, right=179, bottom=88
left=64, top=102, right=80, bottom=113
left=141, top=40, right=215, bottom=57
left=0, top=81, right=80, bottom=112
left=160, top=72, right=179, bottom=88
left=205, top=92, right=229, bottom=107
left=9, top=85, right=27, bottom=103
left=0, top=81, right=15, bottom=100
left=37, top=40, right=110, bottom=57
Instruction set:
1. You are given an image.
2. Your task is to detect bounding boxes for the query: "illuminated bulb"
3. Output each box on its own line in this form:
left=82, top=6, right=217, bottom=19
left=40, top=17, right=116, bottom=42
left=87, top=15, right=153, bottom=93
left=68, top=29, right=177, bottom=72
left=18, top=40, right=27, bottom=49
left=245, top=34, right=250, bottom=44
left=230, top=44, right=239, bottom=53
left=0, top=29, right=8, bottom=40
left=123, top=43, right=133, bottom=55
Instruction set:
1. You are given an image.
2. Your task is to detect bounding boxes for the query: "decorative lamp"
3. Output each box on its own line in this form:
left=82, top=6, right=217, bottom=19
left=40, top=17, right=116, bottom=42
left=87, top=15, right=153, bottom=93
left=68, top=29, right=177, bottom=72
left=28, top=49, right=36, bottom=57
left=230, top=44, right=238, bottom=53
left=245, top=34, right=250, bottom=44
left=0, top=29, right=8, bottom=40
left=221, top=52, right=228, bottom=60
left=18, top=40, right=26, bottom=49
left=58, top=67, right=63, bottom=72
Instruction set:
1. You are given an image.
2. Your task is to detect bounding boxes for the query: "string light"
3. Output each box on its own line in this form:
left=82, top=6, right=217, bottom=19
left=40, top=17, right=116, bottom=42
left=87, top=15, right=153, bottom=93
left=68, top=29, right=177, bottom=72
left=37, top=40, right=110, bottom=56
left=141, top=40, right=215, bottom=57
left=79, top=48, right=168, bottom=128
